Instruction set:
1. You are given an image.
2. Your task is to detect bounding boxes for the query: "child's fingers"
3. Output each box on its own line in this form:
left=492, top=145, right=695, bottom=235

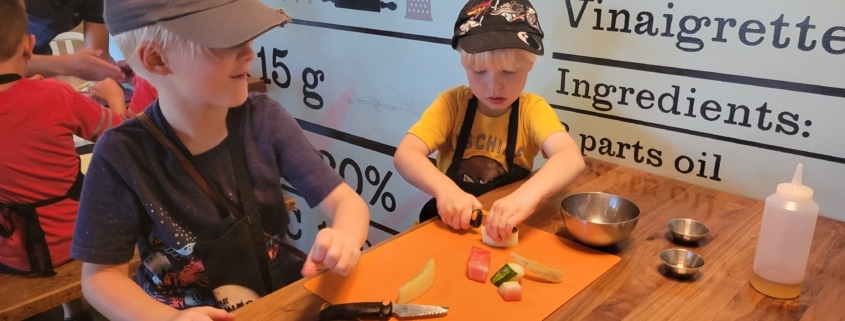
left=330, top=245, right=354, bottom=276
left=319, top=237, right=344, bottom=269
left=300, top=258, right=321, bottom=277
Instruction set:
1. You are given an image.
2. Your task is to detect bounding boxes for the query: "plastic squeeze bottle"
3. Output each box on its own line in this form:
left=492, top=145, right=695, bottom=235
left=750, top=163, right=820, bottom=299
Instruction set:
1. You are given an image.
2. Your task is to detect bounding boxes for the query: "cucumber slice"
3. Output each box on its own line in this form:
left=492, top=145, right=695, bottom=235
left=490, top=262, right=525, bottom=286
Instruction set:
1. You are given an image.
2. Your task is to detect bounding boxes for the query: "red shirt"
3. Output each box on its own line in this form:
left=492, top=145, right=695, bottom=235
left=0, top=78, right=124, bottom=271
left=128, top=76, right=157, bottom=114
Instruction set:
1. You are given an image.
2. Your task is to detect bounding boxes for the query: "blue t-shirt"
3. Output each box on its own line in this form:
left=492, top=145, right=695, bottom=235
left=71, top=94, right=343, bottom=309
left=26, top=0, right=105, bottom=54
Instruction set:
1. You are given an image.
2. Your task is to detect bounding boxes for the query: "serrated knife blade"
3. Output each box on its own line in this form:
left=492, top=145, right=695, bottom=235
left=318, top=301, right=448, bottom=320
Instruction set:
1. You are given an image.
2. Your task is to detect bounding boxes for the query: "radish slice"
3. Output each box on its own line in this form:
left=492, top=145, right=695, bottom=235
left=498, top=281, right=523, bottom=302
left=481, top=226, right=519, bottom=248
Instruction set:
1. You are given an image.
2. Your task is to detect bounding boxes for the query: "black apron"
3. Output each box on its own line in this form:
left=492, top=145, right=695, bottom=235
left=137, top=104, right=287, bottom=311
left=418, top=97, right=531, bottom=222
left=0, top=73, right=85, bottom=276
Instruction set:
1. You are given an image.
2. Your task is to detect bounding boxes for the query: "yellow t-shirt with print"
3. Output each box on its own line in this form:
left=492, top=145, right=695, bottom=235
left=408, top=86, right=565, bottom=181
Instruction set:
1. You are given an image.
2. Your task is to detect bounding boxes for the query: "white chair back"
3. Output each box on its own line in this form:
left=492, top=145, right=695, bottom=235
left=48, top=32, right=84, bottom=55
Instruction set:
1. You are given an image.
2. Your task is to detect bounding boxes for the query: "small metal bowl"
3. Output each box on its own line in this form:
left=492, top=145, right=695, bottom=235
left=660, top=248, right=705, bottom=279
left=667, top=218, right=710, bottom=243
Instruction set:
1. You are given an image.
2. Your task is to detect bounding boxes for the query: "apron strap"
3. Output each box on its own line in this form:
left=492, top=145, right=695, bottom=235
left=0, top=73, right=23, bottom=84
left=0, top=167, right=84, bottom=276
left=225, top=108, right=275, bottom=293
left=447, top=97, right=521, bottom=174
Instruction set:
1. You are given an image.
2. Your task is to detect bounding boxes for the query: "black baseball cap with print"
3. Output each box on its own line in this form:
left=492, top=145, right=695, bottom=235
left=104, top=0, right=291, bottom=49
left=452, top=0, right=544, bottom=55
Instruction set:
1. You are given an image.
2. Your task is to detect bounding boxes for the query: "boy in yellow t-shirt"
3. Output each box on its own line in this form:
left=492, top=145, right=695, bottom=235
left=393, top=0, right=585, bottom=243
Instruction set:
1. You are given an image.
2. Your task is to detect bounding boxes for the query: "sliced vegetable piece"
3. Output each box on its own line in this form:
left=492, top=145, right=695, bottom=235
left=467, top=246, right=491, bottom=283
left=397, top=258, right=436, bottom=304
left=490, top=262, right=525, bottom=286
left=510, top=251, right=564, bottom=283
left=498, top=281, right=523, bottom=302
left=481, top=226, right=519, bottom=248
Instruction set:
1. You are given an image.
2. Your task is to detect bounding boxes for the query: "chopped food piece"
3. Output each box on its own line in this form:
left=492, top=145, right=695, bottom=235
left=490, top=262, right=525, bottom=286
left=510, top=252, right=564, bottom=283
left=498, top=281, right=523, bottom=302
left=397, top=258, right=435, bottom=304
left=467, top=246, right=491, bottom=283
left=481, top=226, right=519, bottom=248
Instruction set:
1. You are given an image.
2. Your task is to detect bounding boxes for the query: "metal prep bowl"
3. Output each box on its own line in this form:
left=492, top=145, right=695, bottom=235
left=660, top=248, right=705, bottom=279
left=560, top=192, right=640, bottom=247
left=667, top=218, right=710, bottom=243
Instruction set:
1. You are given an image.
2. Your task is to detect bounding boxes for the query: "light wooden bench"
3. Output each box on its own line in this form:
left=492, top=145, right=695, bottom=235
left=0, top=252, right=141, bottom=321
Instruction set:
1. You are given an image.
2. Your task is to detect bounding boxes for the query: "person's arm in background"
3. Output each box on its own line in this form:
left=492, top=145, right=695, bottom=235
left=82, top=21, right=115, bottom=64
left=27, top=50, right=123, bottom=81
left=26, top=0, right=124, bottom=81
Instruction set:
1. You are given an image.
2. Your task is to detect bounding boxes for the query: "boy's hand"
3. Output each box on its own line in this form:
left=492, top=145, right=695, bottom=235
left=90, top=78, right=122, bottom=101
left=90, top=78, right=127, bottom=115
left=165, top=306, right=234, bottom=321
left=485, top=192, right=541, bottom=243
left=435, top=190, right=482, bottom=230
left=301, top=227, right=361, bottom=277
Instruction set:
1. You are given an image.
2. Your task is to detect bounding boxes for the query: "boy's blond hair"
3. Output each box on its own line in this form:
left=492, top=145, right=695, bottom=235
left=0, top=0, right=28, bottom=61
left=459, top=47, right=537, bottom=72
left=114, top=24, right=209, bottom=80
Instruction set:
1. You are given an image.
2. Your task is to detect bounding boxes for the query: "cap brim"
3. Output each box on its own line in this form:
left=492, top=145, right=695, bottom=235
left=458, top=31, right=544, bottom=56
left=160, top=0, right=290, bottom=48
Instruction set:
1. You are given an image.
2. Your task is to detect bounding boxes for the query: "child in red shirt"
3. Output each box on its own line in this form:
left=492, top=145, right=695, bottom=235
left=0, top=0, right=127, bottom=319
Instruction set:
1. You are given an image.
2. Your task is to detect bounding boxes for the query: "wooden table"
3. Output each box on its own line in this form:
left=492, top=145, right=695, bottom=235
left=0, top=252, right=141, bottom=321
left=234, top=157, right=845, bottom=320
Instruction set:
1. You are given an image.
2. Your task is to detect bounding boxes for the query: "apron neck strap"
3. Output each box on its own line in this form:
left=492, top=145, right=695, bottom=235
left=0, top=73, right=23, bottom=85
left=449, top=97, right=520, bottom=169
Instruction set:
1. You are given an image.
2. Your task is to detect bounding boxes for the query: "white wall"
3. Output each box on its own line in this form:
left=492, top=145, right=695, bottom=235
left=253, top=0, right=844, bottom=251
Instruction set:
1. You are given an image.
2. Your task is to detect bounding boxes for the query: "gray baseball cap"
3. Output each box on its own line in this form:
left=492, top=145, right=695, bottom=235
left=105, top=0, right=291, bottom=49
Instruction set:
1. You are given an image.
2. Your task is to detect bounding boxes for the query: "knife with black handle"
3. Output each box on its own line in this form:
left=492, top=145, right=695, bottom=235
left=438, top=208, right=483, bottom=228
left=319, top=301, right=448, bottom=320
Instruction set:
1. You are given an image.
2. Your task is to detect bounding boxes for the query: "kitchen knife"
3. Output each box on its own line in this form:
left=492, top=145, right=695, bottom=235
left=319, top=301, right=448, bottom=320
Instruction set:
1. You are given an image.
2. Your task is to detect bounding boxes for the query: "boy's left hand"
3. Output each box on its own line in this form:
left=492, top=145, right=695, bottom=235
left=301, top=227, right=362, bottom=277
left=485, top=192, right=541, bottom=243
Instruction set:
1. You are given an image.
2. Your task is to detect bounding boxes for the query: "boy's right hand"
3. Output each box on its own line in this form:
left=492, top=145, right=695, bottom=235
left=435, top=190, right=482, bottom=230
left=165, top=306, right=235, bottom=321
left=90, top=78, right=127, bottom=115
left=301, top=227, right=362, bottom=277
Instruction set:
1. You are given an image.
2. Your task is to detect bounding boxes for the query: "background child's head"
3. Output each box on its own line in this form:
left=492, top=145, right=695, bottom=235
left=105, top=0, right=291, bottom=80
left=0, top=0, right=33, bottom=63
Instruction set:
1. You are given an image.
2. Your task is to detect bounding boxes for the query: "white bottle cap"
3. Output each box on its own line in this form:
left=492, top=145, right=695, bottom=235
left=775, top=163, right=814, bottom=201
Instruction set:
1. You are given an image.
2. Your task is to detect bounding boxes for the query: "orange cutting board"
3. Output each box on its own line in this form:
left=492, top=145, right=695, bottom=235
left=304, top=221, right=620, bottom=320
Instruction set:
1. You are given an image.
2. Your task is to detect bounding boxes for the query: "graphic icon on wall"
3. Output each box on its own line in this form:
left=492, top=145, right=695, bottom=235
left=405, top=0, right=432, bottom=21
left=322, top=0, right=397, bottom=12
